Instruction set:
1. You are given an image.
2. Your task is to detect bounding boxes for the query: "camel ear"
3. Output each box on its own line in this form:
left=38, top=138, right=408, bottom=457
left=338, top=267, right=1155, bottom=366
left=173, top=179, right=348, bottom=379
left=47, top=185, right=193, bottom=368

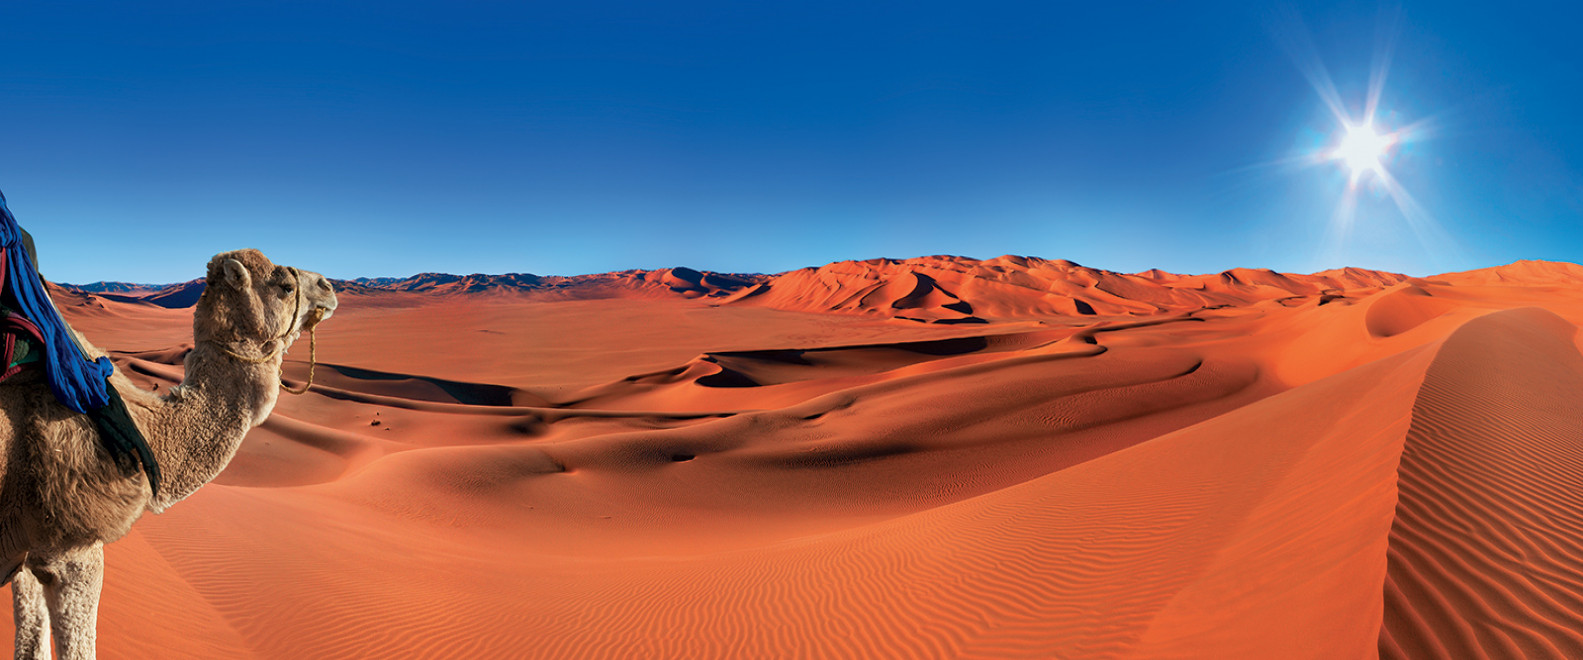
left=220, top=258, right=251, bottom=290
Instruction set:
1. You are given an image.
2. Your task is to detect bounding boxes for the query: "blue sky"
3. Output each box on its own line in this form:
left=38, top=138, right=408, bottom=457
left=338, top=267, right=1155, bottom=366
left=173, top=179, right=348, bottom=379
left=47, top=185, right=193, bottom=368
left=2, top=1, right=1579, bottom=282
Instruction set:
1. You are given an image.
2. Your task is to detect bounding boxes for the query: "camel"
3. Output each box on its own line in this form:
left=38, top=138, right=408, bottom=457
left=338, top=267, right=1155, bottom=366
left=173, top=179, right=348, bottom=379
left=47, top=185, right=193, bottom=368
left=0, top=248, right=336, bottom=659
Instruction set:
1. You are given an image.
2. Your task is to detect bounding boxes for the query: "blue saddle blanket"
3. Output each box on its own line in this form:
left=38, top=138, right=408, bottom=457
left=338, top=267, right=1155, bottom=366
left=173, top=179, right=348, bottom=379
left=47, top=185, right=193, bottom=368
left=0, top=189, right=160, bottom=496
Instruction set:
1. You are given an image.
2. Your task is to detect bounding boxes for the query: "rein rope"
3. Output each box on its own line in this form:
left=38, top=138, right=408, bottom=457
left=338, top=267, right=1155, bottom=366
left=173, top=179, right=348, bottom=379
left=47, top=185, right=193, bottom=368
left=217, top=266, right=323, bottom=395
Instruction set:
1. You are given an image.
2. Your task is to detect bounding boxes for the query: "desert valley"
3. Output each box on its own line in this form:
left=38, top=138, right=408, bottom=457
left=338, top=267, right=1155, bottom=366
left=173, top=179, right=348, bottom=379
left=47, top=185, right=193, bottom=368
left=3, top=254, right=1579, bottom=658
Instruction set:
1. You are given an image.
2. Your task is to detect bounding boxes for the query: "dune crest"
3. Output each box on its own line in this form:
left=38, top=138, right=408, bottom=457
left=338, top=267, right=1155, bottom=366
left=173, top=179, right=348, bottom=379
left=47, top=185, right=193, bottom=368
left=715, top=255, right=1411, bottom=322
left=1380, top=307, right=1583, bottom=659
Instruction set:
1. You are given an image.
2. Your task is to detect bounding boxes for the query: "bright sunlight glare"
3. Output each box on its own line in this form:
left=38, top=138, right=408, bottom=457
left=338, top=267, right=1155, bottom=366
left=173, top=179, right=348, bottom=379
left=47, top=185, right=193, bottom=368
left=1333, top=122, right=1396, bottom=179
left=1266, top=6, right=1459, bottom=270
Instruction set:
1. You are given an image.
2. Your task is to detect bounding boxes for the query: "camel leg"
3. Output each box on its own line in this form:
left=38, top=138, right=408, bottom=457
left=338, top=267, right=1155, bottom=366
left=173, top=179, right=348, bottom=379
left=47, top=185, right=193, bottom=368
left=38, top=543, right=103, bottom=660
left=11, top=567, right=50, bottom=660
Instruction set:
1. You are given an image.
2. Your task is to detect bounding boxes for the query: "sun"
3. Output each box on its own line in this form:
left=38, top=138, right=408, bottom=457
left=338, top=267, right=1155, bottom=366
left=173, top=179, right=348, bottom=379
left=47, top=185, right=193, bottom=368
left=1270, top=8, right=1455, bottom=265
left=1332, top=121, right=1396, bottom=180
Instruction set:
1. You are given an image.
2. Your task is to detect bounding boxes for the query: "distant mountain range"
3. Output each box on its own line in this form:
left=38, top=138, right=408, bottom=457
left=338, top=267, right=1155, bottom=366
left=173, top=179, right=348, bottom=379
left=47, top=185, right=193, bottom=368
left=58, top=267, right=765, bottom=309
left=331, top=268, right=761, bottom=298
left=59, top=279, right=209, bottom=309
left=63, top=281, right=163, bottom=294
left=51, top=255, right=1583, bottom=322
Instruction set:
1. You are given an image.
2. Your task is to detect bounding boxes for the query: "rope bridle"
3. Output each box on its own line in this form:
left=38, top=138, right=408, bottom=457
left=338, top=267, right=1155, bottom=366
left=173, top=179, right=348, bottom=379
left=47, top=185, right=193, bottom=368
left=217, top=266, right=324, bottom=395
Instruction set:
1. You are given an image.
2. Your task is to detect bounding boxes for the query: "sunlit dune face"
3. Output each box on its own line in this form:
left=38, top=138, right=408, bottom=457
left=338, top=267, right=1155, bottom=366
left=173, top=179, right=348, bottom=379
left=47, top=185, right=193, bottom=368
left=1332, top=121, right=1396, bottom=179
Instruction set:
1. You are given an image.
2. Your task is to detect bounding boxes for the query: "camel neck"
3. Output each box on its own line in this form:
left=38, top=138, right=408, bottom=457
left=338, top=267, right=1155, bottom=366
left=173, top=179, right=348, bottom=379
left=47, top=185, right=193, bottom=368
left=138, top=342, right=283, bottom=511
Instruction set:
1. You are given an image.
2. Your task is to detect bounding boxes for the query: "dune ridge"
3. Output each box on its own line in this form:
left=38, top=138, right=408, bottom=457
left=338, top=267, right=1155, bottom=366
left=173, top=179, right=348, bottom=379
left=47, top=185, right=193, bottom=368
left=1380, top=308, right=1583, bottom=659
left=716, top=255, right=1411, bottom=321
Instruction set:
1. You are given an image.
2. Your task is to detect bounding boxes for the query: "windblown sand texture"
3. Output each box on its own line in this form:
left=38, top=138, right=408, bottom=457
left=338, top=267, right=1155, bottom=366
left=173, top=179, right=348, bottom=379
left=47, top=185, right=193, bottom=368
left=12, top=255, right=1583, bottom=658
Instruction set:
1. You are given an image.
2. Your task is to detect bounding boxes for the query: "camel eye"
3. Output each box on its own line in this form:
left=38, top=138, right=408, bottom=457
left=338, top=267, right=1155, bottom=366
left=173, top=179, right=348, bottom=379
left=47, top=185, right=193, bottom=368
left=279, top=281, right=296, bottom=294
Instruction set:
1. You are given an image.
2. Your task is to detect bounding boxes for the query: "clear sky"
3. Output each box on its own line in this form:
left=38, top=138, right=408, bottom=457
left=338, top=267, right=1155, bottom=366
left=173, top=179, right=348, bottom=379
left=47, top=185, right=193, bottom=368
left=2, top=1, right=1579, bottom=283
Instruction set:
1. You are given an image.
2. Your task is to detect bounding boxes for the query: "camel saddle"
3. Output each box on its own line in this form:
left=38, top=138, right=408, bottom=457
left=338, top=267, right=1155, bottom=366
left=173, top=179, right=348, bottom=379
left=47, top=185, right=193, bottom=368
left=0, top=190, right=161, bottom=497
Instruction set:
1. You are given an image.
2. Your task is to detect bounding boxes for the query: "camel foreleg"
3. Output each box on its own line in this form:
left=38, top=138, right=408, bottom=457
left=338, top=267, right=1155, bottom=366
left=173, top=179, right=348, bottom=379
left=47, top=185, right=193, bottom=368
left=35, top=543, right=103, bottom=660
left=11, top=565, right=50, bottom=660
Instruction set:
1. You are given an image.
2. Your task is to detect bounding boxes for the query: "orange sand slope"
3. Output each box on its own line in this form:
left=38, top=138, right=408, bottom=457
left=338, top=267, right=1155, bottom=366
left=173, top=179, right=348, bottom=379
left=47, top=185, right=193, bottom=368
left=11, top=256, right=1583, bottom=658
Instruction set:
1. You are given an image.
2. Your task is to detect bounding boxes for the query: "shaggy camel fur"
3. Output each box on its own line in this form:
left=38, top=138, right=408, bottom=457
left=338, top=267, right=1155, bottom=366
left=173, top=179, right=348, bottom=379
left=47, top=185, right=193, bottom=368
left=0, top=249, right=336, bottom=659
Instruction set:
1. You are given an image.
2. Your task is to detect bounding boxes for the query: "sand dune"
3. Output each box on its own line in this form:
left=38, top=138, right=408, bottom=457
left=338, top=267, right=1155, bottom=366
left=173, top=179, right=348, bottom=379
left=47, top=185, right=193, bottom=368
left=65, top=254, right=1413, bottom=323
left=1380, top=308, right=1583, bottom=659
left=9, top=257, right=1583, bottom=658
left=716, top=255, right=1409, bottom=321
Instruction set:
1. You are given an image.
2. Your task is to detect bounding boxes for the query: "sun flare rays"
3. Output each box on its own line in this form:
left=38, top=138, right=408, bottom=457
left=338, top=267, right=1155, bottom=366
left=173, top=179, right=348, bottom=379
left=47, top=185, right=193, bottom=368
left=1266, top=7, right=1456, bottom=268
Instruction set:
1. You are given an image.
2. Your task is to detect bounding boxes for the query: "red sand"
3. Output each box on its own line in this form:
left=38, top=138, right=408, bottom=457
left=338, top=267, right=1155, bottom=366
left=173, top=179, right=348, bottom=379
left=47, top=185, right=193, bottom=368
left=12, top=256, right=1583, bottom=658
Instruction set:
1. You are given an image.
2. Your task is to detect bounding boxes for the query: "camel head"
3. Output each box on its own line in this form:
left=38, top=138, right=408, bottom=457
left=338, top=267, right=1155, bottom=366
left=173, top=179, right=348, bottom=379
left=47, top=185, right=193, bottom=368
left=193, top=248, right=337, bottom=349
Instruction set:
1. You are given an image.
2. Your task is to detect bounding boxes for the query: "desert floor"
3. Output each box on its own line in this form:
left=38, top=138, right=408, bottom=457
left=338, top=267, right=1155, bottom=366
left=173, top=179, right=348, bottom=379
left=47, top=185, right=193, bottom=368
left=8, top=256, right=1583, bottom=658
